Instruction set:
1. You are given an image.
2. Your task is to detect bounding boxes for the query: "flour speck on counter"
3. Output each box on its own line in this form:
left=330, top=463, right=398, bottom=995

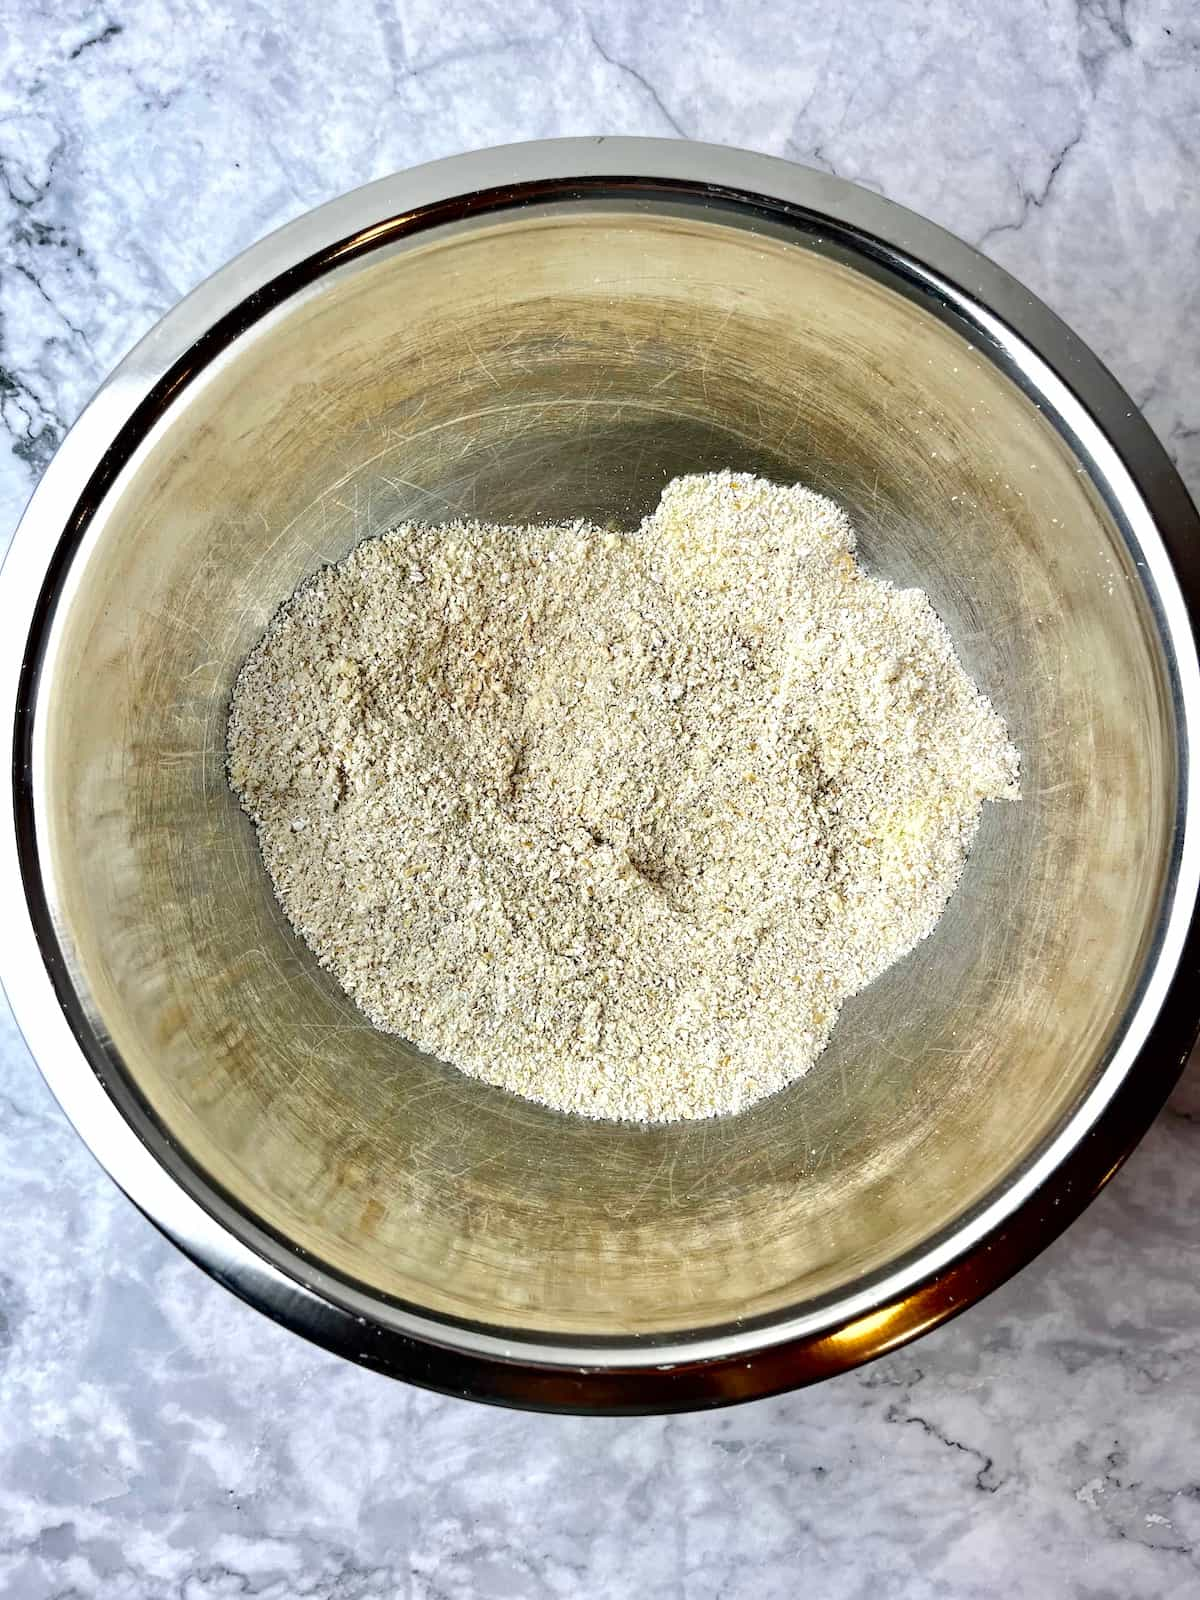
left=228, top=472, right=1018, bottom=1121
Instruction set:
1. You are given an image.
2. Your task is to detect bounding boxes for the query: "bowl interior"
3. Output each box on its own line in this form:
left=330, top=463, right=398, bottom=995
left=40, top=199, right=1173, bottom=1336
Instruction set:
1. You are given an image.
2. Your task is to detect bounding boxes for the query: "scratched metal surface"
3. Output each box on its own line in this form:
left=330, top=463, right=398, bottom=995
left=40, top=202, right=1170, bottom=1334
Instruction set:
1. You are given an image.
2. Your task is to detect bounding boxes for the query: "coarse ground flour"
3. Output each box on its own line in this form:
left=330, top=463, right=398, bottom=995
left=228, top=472, right=1019, bottom=1123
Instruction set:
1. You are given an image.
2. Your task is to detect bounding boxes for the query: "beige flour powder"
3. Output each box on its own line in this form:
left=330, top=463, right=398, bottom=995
left=228, top=472, right=1019, bottom=1123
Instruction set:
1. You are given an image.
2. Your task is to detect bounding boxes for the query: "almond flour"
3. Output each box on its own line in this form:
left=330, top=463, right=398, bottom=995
left=227, top=472, right=1019, bottom=1123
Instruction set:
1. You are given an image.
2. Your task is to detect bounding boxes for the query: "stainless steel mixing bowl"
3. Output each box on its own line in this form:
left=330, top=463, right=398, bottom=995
left=4, top=139, right=1200, bottom=1412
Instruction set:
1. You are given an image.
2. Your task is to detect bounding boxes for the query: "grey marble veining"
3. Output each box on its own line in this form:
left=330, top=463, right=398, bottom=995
left=2, top=1, right=1199, bottom=1595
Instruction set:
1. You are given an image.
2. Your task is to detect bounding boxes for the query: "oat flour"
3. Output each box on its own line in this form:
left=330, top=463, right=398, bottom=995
left=228, top=472, right=1019, bottom=1123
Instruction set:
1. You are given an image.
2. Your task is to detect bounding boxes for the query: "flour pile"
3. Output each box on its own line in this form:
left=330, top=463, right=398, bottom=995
left=228, top=472, right=1018, bottom=1122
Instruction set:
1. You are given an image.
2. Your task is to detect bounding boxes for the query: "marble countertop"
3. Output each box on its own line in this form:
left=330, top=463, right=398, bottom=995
left=2, top=1, right=1200, bottom=1595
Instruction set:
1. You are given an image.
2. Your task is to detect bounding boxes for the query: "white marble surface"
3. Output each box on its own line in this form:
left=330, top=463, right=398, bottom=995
left=2, top=1, right=1200, bottom=1594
